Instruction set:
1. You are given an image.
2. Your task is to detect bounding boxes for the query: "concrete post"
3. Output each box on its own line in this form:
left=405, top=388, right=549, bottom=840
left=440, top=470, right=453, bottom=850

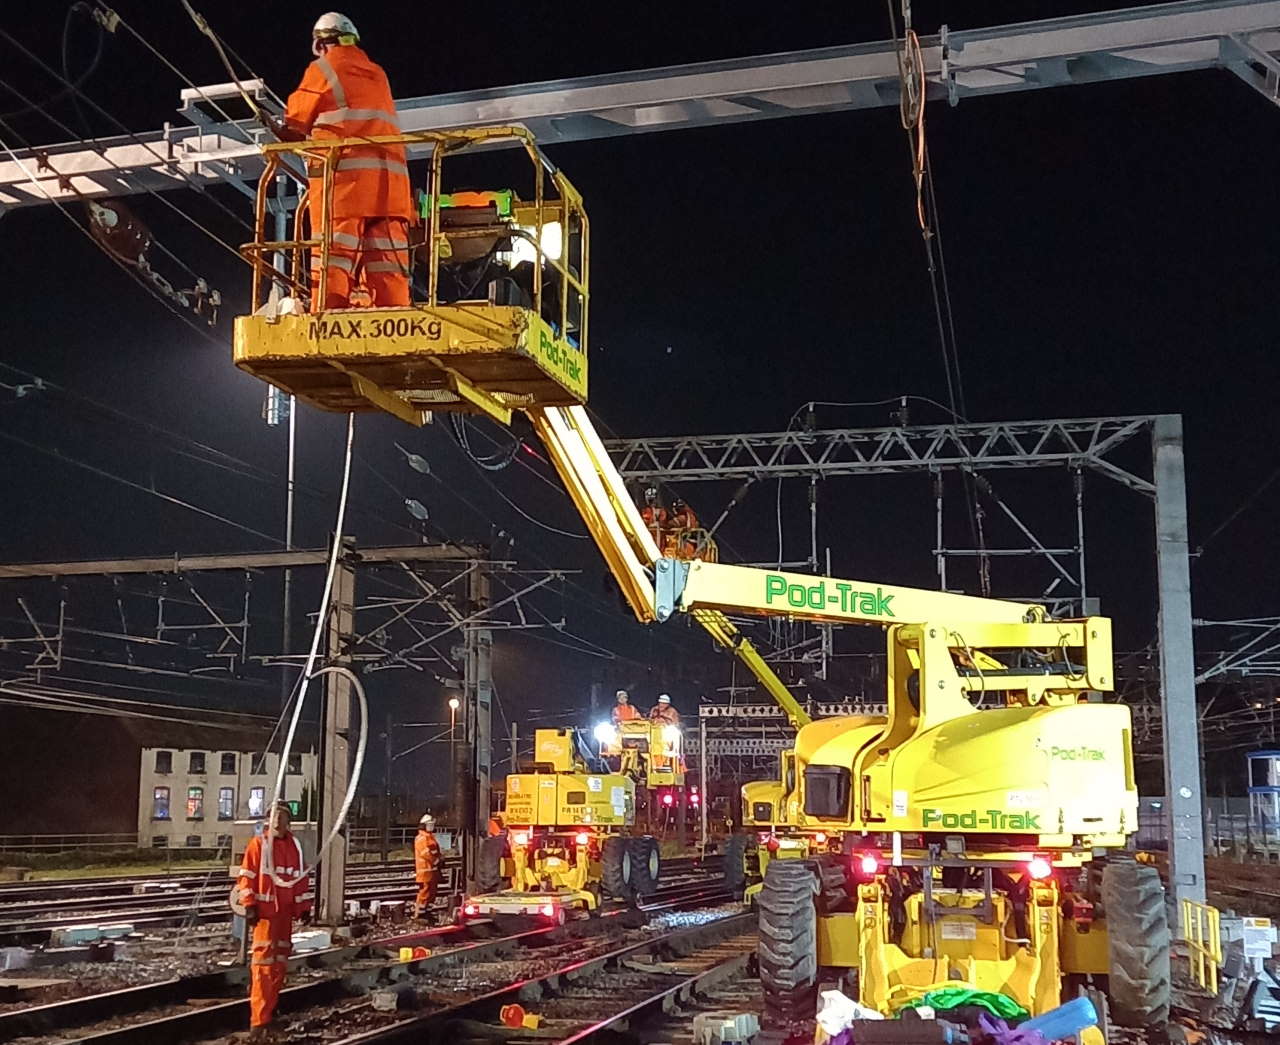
left=462, top=562, right=492, bottom=890
left=1153, top=414, right=1206, bottom=910
left=316, top=536, right=356, bottom=924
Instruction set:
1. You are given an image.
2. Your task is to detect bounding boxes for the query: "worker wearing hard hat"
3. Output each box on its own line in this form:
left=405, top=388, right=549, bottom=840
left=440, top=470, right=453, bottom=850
left=649, top=693, right=680, bottom=726
left=612, top=688, right=640, bottom=725
left=236, top=802, right=312, bottom=1038
left=279, top=13, right=413, bottom=310
left=413, top=813, right=441, bottom=920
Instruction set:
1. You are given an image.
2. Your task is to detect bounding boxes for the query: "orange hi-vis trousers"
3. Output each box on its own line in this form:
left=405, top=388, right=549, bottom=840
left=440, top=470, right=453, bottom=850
left=249, top=914, right=293, bottom=1028
left=310, top=216, right=411, bottom=310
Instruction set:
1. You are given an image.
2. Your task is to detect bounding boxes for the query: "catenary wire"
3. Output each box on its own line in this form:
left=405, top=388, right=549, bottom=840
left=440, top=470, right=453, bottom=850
left=0, top=125, right=229, bottom=347
left=0, top=24, right=256, bottom=240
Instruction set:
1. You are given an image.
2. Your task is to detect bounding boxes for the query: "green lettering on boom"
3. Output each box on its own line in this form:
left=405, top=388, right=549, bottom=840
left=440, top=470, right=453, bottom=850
left=763, top=574, right=896, bottom=618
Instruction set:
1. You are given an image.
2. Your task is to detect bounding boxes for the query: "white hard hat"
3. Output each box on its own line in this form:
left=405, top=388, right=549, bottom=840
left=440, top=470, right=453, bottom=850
left=419, top=813, right=435, bottom=827
left=616, top=689, right=628, bottom=699
left=658, top=693, right=671, bottom=704
left=313, top=12, right=359, bottom=41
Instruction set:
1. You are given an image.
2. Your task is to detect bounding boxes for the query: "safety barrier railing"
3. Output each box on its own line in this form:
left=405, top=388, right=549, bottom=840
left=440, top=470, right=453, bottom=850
left=1182, top=897, right=1223, bottom=996
left=243, top=126, right=589, bottom=352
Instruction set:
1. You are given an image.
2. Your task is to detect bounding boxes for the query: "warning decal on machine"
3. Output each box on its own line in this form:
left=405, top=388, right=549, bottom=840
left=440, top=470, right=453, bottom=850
left=939, top=921, right=978, bottom=940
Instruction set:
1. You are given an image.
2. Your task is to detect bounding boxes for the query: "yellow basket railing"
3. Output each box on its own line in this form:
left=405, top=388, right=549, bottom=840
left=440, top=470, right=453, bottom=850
left=242, top=126, right=589, bottom=353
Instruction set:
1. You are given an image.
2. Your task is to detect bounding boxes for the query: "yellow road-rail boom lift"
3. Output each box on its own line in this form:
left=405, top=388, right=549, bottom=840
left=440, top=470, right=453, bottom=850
left=234, top=128, right=1169, bottom=1029
left=460, top=726, right=671, bottom=922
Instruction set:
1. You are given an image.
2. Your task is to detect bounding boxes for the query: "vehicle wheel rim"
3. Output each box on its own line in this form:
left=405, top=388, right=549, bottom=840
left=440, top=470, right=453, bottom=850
left=621, top=851, right=631, bottom=882
left=648, top=848, right=659, bottom=877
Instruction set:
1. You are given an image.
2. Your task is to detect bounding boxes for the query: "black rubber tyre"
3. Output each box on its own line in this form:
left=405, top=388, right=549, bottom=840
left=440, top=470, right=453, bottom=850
left=628, top=835, right=661, bottom=897
left=475, top=834, right=505, bottom=894
left=757, top=858, right=820, bottom=1028
left=1102, top=859, right=1171, bottom=1027
left=723, top=833, right=749, bottom=895
left=601, top=836, right=631, bottom=900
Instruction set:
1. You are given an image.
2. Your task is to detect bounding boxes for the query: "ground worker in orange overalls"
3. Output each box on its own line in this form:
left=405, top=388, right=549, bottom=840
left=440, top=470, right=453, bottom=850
left=236, top=802, right=312, bottom=1039
left=413, top=813, right=441, bottom=921
left=277, top=13, right=413, bottom=310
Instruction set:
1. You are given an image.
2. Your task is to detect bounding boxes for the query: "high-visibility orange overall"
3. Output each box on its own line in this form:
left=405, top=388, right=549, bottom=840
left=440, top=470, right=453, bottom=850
left=285, top=45, right=414, bottom=310
left=236, top=833, right=312, bottom=1029
left=612, top=702, right=640, bottom=725
left=413, top=829, right=441, bottom=917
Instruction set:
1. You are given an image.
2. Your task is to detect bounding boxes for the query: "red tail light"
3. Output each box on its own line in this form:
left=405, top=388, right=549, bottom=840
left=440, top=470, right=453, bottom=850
left=814, top=832, right=827, bottom=844
left=539, top=903, right=556, bottom=918
left=575, top=831, right=590, bottom=846
left=463, top=903, right=478, bottom=916
left=1027, top=856, right=1052, bottom=880
left=512, top=830, right=529, bottom=846
left=859, top=852, right=880, bottom=875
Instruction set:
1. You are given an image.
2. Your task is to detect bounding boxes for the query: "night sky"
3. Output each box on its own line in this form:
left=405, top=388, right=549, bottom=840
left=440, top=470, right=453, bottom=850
left=0, top=1, right=1277, bottom=823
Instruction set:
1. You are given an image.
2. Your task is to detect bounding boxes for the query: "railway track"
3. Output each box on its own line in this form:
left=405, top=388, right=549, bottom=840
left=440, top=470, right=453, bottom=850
left=0, top=856, right=708, bottom=946
left=0, top=880, right=738, bottom=1044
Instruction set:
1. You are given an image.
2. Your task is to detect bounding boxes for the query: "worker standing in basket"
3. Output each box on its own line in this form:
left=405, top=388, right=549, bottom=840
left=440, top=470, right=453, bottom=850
left=413, top=813, right=441, bottom=921
left=277, top=13, right=414, bottom=310
left=236, top=802, right=312, bottom=1039
left=612, top=688, right=640, bottom=725
left=649, top=693, right=680, bottom=726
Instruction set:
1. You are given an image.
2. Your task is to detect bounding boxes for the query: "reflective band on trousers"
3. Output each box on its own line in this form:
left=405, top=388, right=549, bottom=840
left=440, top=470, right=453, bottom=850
left=312, top=254, right=355, bottom=273
left=335, top=156, right=410, bottom=177
left=361, top=236, right=409, bottom=250
left=314, top=56, right=347, bottom=109
left=314, top=107, right=400, bottom=129
left=331, top=231, right=361, bottom=248
left=365, top=260, right=409, bottom=275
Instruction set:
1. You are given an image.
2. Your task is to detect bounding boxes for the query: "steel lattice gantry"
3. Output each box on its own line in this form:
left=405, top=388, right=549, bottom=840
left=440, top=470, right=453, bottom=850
left=614, top=414, right=1206, bottom=908
left=1, top=0, right=1279, bottom=208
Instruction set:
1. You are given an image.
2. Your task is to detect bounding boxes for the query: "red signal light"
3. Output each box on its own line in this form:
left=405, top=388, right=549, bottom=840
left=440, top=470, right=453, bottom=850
left=575, top=831, right=590, bottom=845
left=463, top=903, right=478, bottom=916
left=662, top=793, right=674, bottom=806
left=859, top=853, right=880, bottom=875
left=1027, top=856, right=1053, bottom=880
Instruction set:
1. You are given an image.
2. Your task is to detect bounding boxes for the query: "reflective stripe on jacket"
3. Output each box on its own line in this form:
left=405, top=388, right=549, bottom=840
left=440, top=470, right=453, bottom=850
left=236, top=833, right=312, bottom=918
left=414, top=830, right=441, bottom=882
left=285, top=45, right=413, bottom=221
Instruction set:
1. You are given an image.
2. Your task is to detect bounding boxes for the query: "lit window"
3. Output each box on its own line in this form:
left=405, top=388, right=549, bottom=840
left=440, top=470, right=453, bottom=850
left=189, top=752, right=206, bottom=774
left=154, top=751, right=172, bottom=774
left=218, top=787, right=235, bottom=820
left=248, top=786, right=266, bottom=818
left=152, top=786, right=171, bottom=820
left=220, top=753, right=237, bottom=775
left=187, top=787, right=204, bottom=820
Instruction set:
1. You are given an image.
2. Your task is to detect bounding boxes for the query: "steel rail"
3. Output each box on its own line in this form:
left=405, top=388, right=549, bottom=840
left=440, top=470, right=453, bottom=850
left=1, top=885, right=734, bottom=1045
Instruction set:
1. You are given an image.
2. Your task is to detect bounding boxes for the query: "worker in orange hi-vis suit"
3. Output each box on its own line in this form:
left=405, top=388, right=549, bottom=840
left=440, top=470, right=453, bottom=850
left=413, top=813, right=441, bottom=921
left=611, top=689, right=640, bottom=725
left=236, top=802, right=312, bottom=1039
left=279, top=13, right=413, bottom=310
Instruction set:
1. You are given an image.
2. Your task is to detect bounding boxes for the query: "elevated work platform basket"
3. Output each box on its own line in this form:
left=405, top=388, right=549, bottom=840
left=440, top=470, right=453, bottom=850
left=234, top=127, right=589, bottom=426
